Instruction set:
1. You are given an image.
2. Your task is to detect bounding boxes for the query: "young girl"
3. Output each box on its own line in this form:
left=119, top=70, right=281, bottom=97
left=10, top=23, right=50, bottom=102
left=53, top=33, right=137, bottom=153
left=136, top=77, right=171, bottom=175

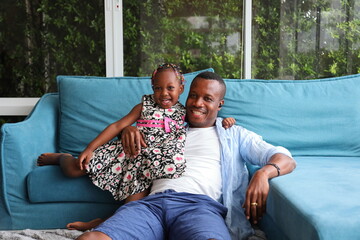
left=38, top=63, right=236, bottom=204
left=39, top=63, right=187, bottom=202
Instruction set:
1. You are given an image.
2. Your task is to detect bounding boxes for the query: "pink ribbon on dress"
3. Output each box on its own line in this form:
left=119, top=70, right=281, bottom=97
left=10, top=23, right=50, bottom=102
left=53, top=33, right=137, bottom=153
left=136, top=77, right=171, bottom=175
left=164, top=117, right=180, bottom=133
left=136, top=117, right=181, bottom=133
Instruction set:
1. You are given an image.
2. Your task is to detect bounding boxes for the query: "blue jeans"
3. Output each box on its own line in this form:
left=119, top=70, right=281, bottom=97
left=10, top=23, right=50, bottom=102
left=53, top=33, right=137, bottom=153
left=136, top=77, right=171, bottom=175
left=94, top=190, right=231, bottom=240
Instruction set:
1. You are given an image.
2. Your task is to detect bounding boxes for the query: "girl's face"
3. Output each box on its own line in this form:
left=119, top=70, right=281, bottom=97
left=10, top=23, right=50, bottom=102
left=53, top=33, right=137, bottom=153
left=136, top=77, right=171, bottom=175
left=152, top=69, right=184, bottom=109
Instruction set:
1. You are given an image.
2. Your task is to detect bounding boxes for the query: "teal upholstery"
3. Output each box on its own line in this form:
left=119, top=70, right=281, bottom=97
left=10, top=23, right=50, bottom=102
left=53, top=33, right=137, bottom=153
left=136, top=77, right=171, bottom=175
left=217, top=74, right=360, bottom=240
left=27, top=166, right=118, bottom=203
left=0, top=93, right=120, bottom=229
left=1, top=71, right=359, bottom=240
left=260, top=156, right=360, bottom=240
left=219, top=76, right=360, bottom=157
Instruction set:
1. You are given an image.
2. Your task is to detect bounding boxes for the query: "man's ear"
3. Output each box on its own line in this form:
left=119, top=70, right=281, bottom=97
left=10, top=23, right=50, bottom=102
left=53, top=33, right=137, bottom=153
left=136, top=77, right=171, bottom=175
left=218, top=99, right=224, bottom=110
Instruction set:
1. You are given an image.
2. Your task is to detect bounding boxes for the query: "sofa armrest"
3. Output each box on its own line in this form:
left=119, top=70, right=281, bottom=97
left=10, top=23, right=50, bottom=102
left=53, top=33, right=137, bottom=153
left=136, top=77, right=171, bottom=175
left=0, top=93, right=59, bottom=217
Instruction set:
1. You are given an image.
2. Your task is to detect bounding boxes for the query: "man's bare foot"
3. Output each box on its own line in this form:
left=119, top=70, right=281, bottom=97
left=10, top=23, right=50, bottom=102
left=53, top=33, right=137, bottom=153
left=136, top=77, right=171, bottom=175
left=37, top=153, right=69, bottom=166
left=67, top=218, right=104, bottom=231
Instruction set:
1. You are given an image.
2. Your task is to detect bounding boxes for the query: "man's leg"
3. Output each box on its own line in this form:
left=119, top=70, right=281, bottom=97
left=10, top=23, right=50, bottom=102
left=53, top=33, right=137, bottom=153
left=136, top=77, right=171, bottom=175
left=166, top=192, right=231, bottom=240
left=67, top=188, right=148, bottom=231
left=87, top=194, right=165, bottom=240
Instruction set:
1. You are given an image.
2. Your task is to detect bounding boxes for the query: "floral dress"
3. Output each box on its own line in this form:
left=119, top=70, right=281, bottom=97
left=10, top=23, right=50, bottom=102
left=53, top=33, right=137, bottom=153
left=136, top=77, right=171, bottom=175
left=87, top=94, right=186, bottom=201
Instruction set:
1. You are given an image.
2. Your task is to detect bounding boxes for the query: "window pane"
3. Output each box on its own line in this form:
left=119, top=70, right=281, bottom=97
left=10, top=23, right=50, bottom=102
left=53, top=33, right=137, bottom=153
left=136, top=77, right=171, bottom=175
left=0, top=0, right=105, bottom=97
left=253, top=0, right=360, bottom=79
left=123, top=0, right=243, bottom=78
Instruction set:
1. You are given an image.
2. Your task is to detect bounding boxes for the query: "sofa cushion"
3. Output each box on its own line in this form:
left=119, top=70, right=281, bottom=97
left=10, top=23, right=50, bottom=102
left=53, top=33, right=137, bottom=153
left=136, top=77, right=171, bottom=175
left=219, top=74, right=360, bottom=157
left=260, top=156, right=360, bottom=240
left=57, top=69, right=213, bottom=156
left=27, top=166, right=118, bottom=203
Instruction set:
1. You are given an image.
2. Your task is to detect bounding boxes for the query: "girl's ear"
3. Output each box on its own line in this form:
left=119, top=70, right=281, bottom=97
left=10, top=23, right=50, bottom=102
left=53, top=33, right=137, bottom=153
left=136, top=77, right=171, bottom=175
left=179, top=84, right=184, bottom=94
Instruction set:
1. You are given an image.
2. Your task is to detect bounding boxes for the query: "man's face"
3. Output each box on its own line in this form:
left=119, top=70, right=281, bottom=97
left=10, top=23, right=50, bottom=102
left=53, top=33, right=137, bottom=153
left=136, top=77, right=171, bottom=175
left=186, top=78, right=224, bottom=128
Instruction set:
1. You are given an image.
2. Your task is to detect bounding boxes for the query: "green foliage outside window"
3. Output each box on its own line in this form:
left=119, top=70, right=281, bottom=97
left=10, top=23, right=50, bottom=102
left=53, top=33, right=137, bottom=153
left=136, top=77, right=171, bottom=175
left=0, top=0, right=105, bottom=97
left=253, top=0, right=360, bottom=79
left=123, top=0, right=243, bottom=78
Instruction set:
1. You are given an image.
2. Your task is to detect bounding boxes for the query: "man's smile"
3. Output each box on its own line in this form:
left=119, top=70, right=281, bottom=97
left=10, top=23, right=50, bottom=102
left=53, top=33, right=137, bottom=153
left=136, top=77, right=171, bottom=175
left=189, top=109, right=206, bottom=116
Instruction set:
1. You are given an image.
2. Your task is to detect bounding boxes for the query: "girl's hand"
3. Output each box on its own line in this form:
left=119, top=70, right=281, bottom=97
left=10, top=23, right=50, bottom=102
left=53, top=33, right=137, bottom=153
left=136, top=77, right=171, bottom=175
left=77, top=149, right=93, bottom=171
left=222, top=117, right=236, bottom=129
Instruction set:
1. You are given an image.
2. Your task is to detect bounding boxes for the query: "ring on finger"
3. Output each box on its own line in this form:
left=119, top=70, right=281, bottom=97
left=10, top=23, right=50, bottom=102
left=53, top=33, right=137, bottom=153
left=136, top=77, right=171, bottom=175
left=251, top=202, right=258, bottom=206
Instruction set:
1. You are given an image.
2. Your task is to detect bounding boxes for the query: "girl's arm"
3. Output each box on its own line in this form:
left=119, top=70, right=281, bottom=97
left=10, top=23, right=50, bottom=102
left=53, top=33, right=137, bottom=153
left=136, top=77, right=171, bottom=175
left=222, top=117, right=236, bottom=129
left=78, top=103, right=142, bottom=170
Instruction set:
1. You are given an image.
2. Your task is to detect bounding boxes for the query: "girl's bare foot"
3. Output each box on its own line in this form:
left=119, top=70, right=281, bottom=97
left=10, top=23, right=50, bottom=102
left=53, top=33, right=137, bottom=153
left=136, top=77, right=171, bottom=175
left=67, top=218, right=104, bottom=231
left=37, top=153, right=69, bottom=166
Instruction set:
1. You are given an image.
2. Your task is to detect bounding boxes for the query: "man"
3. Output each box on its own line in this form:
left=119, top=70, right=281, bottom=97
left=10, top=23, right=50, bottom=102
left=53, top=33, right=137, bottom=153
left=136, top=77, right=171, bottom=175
left=77, top=72, right=296, bottom=240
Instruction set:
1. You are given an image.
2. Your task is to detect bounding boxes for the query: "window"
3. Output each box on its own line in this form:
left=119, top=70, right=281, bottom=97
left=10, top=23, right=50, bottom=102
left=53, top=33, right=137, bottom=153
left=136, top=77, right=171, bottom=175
left=0, top=1, right=106, bottom=124
left=0, top=1, right=105, bottom=97
left=122, top=0, right=244, bottom=78
left=253, top=0, right=360, bottom=79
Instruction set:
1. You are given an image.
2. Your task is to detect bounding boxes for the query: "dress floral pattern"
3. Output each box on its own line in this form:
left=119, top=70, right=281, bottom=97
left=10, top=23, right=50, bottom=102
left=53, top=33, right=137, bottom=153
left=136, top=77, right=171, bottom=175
left=87, top=94, right=186, bottom=201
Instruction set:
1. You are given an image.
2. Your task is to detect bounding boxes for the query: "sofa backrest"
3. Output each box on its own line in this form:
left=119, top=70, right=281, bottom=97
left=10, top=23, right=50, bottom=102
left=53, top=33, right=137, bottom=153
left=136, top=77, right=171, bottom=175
left=219, top=74, right=360, bottom=157
left=57, top=69, right=214, bottom=156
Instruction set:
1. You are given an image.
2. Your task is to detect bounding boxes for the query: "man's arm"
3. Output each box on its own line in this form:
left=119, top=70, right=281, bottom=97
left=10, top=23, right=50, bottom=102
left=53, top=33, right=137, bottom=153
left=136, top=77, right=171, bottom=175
left=243, top=153, right=296, bottom=224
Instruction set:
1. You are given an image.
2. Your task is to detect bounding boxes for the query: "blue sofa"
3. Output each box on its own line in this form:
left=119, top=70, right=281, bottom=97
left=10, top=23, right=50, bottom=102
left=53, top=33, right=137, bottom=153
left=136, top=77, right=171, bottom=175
left=1, top=69, right=360, bottom=240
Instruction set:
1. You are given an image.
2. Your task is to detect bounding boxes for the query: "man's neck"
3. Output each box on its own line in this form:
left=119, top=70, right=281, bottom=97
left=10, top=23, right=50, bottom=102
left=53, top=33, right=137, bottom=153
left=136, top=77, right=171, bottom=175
left=188, top=122, right=216, bottom=129
left=188, top=126, right=216, bottom=130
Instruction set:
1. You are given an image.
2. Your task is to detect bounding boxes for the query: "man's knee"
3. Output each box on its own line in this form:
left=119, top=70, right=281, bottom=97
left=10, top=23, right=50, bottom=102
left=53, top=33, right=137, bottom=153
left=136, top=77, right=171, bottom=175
left=76, top=231, right=111, bottom=240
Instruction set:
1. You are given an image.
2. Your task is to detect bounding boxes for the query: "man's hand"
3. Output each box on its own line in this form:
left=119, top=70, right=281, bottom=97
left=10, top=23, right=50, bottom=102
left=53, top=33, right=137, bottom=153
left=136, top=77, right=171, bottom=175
left=242, top=170, right=269, bottom=224
left=121, top=126, right=147, bottom=158
left=243, top=154, right=295, bottom=224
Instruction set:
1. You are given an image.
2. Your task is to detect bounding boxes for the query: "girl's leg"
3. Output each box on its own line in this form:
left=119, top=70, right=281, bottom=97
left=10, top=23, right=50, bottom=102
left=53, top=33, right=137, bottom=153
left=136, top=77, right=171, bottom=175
left=66, top=189, right=149, bottom=231
left=76, top=231, right=111, bottom=240
left=37, top=153, right=86, bottom=177
left=67, top=218, right=105, bottom=231
left=37, top=153, right=67, bottom=165
left=125, top=188, right=150, bottom=203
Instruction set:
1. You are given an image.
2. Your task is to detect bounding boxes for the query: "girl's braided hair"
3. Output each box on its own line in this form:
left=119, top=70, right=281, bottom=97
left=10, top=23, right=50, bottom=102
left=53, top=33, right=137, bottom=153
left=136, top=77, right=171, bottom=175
left=151, top=63, right=185, bottom=86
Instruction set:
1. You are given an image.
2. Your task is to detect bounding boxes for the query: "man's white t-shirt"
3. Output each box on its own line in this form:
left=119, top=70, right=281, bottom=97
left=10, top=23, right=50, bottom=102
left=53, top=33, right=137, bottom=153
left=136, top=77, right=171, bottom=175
left=150, top=126, right=222, bottom=201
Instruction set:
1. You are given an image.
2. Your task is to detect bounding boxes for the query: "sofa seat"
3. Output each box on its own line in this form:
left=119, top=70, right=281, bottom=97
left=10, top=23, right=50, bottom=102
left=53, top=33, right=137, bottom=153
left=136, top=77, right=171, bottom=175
left=27, top=166, right=118, bottom=203
left=260, top=156, right=360, bottom=240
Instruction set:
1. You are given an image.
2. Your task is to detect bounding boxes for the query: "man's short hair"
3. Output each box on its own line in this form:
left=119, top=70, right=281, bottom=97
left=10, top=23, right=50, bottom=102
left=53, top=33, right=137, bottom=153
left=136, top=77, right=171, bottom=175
left=193, top=71, right=226, bottom=99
